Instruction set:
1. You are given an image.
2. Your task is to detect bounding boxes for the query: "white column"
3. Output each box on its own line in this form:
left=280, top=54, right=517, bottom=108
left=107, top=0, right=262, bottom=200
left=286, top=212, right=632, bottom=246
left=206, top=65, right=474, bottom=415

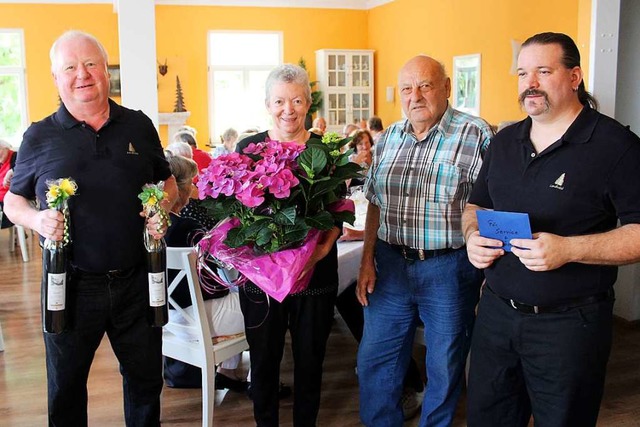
left=591, top=0, right=640, bottom=321
left=589, top=0, right=620, bottom=117
left=115, top=0, right=159, bottom=128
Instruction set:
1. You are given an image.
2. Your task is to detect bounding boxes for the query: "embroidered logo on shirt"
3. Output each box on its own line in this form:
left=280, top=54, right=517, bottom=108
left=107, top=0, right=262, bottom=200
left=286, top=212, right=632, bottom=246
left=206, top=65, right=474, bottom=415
left=127, top=142, right=138, bottom=155
left=549, top=173, right=565, bottom=190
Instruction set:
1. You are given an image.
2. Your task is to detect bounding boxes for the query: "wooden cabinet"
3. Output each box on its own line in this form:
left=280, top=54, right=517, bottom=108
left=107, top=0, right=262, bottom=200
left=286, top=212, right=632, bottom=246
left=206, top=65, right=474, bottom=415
left=315, top=49, right=374, bottom=133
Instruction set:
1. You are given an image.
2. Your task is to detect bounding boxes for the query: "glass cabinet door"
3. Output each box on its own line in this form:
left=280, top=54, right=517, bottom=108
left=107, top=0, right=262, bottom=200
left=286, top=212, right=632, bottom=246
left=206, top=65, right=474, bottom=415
left=352, top=54, right=371, bottom=88
left=352, top=93, right=371, bottom=124
left=328, top=54, right=347, bottom=88
left=328, top=93, right=348, bottom=126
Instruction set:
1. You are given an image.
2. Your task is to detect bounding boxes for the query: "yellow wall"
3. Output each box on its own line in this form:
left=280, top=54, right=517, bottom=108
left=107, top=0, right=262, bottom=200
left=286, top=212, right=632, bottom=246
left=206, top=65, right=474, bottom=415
left=1, top=0, right=590, bottom=145
left=369, top=0, right=584, bottom=127
left=0, top=4, right=119, bottom=127
left=155, top=6, right=368, bottom=144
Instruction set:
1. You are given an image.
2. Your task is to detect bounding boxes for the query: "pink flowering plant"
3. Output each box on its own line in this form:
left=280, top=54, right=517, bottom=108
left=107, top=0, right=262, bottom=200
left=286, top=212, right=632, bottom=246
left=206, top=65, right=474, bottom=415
left=197, top=132, right=362, bottom=254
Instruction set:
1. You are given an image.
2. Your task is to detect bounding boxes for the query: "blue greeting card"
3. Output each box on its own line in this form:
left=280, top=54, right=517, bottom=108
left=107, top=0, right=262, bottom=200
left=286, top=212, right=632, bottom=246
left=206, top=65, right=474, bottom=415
left=476, top=210, right=532, bottom=252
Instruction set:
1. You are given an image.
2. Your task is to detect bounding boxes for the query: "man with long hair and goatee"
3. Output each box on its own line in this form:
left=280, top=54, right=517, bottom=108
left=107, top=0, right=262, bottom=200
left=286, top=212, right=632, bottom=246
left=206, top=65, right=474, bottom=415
left=463, top=32, right=640, bottom=427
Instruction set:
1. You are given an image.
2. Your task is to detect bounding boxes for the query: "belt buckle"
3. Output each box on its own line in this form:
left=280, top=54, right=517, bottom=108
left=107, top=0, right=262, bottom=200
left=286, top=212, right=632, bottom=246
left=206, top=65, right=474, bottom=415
left=418, top=249, right=425, bottom=261
left=510, top=298, right=540, bottom=314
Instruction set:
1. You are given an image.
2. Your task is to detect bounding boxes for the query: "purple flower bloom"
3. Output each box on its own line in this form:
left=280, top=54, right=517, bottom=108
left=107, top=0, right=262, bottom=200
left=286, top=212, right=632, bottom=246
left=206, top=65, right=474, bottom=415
left=197, top=153, right=251, bottom=199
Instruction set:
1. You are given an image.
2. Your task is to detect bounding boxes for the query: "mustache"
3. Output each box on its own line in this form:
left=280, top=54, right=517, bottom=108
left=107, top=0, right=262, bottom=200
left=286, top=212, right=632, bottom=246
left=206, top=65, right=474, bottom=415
left=519, top=89, right=549, bottom=105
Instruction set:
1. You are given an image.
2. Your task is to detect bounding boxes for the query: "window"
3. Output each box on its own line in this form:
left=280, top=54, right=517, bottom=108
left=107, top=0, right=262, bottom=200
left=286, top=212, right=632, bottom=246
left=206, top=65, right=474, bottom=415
left=208, top=31, right=282, bottom=143
left=0, top=29, right=28, bottom=146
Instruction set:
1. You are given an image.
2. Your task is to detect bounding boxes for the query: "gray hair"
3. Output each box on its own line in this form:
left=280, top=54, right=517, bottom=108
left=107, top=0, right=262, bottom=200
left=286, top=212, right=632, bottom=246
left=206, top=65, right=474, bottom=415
left=165, top=141, right=193, bottom=159
left=0, top=139, right=12, bottom=150
left=50, top=30, right=109, bottom=73
left=166, top=153, right=198, bottom=193
left=173, top=131, right=197, bottom=148
left=221, top=127, right=238, bottom=142
left=265, top=64, right=311, bottom=105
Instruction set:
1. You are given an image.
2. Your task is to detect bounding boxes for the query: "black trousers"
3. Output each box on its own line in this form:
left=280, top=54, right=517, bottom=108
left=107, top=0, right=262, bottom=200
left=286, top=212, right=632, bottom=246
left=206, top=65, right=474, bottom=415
left=335, top=281, right=424, bottom=391
left=467, top=287, right=614, bottom=427
left=240, top=288, right=337, bottom=427
left=44, top=266, right=163, bottom=427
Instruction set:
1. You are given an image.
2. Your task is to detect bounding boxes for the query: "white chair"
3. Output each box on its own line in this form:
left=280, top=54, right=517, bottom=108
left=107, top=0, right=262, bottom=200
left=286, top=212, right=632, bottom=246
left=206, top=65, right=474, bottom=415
left=9, top=225, right=29, bottom=262
left=2, top=206, right=29, bottom=262
left=163, top=247, right=249, bottom=427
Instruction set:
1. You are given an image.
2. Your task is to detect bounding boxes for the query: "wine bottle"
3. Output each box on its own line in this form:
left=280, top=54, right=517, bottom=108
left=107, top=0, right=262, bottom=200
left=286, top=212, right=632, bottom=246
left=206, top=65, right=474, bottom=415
left=144, top=228, right=168, bottom=327
left=41, top=178, right=77, bottom=334
left=42, top=238, right=67, bottom=334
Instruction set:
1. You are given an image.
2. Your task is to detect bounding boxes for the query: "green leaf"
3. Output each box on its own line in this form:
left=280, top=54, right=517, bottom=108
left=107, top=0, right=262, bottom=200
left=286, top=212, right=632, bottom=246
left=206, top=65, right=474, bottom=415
left=274, top=206, right=297, bottom=225
left=283, top=221, right=311, bottom=244
left=244, top=217, right=271, bottom=237
left=335, top=155, right=351, bottom=167
left=255, top=226, right=274, bottom=247
left=331, top=162, right=364, bottom=180
left=224, top=226, right=248, bottom=248
left=305, top=211, right=334, bottom=230
left=200, top=198, right=240, bottom=221
left=297, top=146, right=327, bottom=178
left=332, top=210, right=356, bottom=226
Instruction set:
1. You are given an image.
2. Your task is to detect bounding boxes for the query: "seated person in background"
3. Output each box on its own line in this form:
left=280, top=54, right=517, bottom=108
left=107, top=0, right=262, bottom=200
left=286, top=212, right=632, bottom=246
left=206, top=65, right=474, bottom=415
left=342, top=123, right=358, bottom=138
left=174, top=129, right=211, bottom=174
left=357, top=119, right=368, bottom=130
left=312, top=117, right=327, bottom=133
left=367, top=116, right=384, bottom=143
left=348, top=129, right=374, bottom=186
left=176, top=124, right=197, bottom=138
left=165, top=141, right=193, bottom=159
left=163, top=153, right=247, bottom=392
left=212, top=128, right=238, bottom=158
left=308, top=126, right=324, bottom=136
left=0, top=139, right=17, bottom=228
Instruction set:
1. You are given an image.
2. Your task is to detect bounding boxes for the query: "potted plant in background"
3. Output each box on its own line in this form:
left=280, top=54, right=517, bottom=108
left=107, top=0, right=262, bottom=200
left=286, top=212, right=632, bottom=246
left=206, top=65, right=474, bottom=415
left=298, top=57, right=323, bottom=130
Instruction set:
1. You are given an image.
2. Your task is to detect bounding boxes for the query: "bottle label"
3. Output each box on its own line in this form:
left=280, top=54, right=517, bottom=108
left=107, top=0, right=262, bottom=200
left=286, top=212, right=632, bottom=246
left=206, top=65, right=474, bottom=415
left=148, top=272, right=166, bottom=307
left=47, top=273, right=66, bottom=311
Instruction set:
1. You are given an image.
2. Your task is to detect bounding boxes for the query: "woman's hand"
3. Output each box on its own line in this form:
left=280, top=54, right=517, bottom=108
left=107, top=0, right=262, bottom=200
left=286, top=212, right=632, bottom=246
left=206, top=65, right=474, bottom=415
left=338, top=227, right=364, bottom=242
left=352, top=150, right=372, bottom=167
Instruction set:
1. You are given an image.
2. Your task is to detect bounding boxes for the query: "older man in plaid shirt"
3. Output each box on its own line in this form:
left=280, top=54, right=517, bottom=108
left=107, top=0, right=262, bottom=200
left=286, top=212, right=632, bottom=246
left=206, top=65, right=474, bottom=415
left=356, top=55, right=493, bottom=427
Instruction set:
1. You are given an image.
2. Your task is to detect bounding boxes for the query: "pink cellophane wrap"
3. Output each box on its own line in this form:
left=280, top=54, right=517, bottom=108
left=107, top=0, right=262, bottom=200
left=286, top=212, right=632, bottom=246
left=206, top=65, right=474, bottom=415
left=198, top=218, right=321, bottom=303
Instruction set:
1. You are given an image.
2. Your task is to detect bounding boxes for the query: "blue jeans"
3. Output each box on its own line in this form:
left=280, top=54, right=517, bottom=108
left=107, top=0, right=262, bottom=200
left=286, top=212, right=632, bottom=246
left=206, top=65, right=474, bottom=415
left=44, top=266, right=163, bottom=427
left=358, top=240, right=482, bottom=427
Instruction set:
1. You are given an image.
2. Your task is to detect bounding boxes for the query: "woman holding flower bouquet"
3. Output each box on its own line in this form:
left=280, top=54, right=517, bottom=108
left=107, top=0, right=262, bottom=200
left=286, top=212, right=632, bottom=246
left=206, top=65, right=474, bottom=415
left=232, top=64, right=343, bottom=426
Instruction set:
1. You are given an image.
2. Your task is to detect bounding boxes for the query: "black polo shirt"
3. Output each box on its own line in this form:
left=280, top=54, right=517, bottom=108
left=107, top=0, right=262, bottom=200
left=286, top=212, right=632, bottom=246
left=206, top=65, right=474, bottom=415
left=469, top=106, right=640, bottom=305
left=10, top=99, right=171, bottom=273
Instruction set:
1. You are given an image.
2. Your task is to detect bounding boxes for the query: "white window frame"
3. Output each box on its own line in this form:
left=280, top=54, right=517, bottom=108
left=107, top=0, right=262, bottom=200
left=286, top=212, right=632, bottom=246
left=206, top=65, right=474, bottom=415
left=207, top=30, right=283, bottom=144
left=0, top=28, right=29, bottom=147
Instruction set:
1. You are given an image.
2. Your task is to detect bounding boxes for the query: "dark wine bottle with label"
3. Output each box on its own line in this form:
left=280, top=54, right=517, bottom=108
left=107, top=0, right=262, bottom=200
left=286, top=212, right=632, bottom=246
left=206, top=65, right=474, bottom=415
left=42, top=231, right=68, bottom=333
left=144, top=229, right=168, bottom=327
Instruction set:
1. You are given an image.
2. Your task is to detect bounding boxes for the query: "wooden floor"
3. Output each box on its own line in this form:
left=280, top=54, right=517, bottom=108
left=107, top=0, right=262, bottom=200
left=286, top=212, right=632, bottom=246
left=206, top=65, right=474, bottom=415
left=1, top=230, right=640, bottom=426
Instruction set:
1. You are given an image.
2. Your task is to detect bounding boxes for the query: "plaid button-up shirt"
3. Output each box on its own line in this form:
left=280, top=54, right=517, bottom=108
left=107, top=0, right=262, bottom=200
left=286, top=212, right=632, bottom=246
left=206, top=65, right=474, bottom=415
left=364, top=105, right=493, bottom=250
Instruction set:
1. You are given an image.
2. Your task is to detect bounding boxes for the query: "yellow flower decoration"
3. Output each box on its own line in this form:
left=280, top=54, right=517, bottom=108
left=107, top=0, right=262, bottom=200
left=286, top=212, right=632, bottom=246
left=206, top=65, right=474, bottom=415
left=46, top=177, right=78, bottom=209
left=138, top=182, right=172, bottom=228
left=45, top=177, right=78, bottom=246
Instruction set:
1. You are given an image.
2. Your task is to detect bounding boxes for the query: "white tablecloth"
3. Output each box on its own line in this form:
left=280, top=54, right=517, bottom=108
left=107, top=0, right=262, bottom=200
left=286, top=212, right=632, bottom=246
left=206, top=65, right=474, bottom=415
left=337, top=240, right=364, bottom=295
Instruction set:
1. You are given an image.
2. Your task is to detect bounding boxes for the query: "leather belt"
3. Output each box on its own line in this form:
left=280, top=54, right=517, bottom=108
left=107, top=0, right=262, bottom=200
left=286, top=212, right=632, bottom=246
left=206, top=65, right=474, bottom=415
left=488, top=286, right=613, bottom=314
left=390, top=244, right=457, bottom=261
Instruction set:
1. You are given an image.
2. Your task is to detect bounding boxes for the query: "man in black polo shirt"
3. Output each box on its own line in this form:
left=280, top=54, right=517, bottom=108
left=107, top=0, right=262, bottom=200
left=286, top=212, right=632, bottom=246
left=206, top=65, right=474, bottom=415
left=4, top=30, right=177, bottom=426
left=462, top=32, right=640, bottom=427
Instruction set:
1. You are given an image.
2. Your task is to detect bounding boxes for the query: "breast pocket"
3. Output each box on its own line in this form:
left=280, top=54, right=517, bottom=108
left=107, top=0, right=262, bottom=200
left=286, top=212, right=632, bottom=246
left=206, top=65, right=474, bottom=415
left=415, top=162, right=462, bottom=204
